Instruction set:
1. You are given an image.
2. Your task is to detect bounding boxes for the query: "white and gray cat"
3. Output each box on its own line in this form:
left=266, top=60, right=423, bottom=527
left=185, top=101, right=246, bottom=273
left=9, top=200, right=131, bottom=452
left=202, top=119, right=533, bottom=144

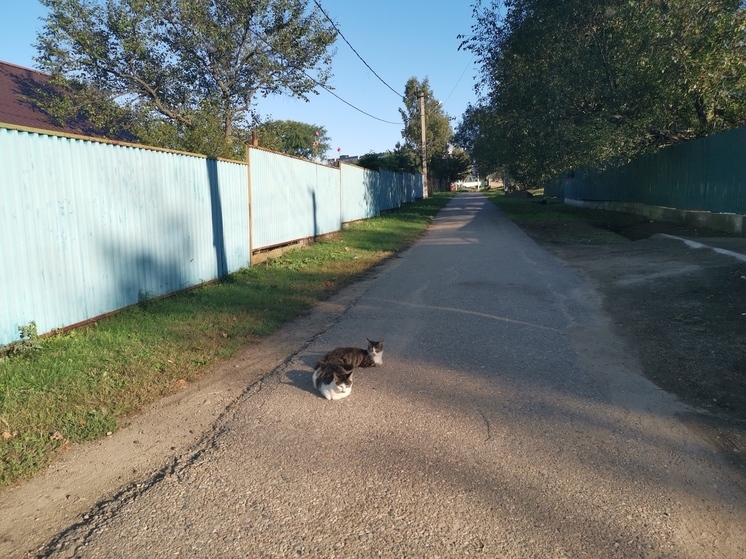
left=312, top=362, right=353, bottom=400
left=311, top=339, right=383, bottom=400
left=316, top=339, right=384, bottom=371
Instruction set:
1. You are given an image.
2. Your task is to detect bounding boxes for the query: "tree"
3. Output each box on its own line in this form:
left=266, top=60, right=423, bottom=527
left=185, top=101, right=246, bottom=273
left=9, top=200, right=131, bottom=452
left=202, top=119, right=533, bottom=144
left=20, top=71, right=141, bottom=141
left=454, top=103, right=500, bottom=178
left=381, top=143, right=419, bottom=174
left=399, top=77, right=452, bottom=172
left=356, top=143, right=418, bottom=174
left=256, top=119, right=331, bottom=160
left=35, top=0, right=337, bottom=158
left=460, top=0, right=746, bottom=188
left=429, top=147, right=472, bottom=185
left=355, top=152, right=383, bottom=171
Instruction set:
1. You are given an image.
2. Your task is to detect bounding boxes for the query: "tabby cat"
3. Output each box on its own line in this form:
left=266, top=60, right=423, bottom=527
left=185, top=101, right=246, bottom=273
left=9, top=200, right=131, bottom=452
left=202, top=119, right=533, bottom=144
left=317, top=339, right=384, bottom=371
left=312, top=362, right=354, bottom=400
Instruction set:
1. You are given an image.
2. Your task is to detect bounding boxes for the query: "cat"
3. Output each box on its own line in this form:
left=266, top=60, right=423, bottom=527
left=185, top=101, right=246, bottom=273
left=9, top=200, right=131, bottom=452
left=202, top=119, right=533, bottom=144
left=317, top=338, right=384, bottom=371
left=312, top=361, right=354, bottom=400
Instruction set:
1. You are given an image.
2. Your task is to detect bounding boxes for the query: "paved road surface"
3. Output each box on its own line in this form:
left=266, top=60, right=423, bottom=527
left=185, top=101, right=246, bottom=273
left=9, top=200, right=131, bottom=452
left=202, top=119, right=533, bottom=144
left=43, top=193, right=745, bottom=558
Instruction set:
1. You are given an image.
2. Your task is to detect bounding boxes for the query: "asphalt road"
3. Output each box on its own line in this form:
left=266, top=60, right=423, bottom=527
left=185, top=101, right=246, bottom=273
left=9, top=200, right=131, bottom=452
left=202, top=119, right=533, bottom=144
left=43, top=193, right=745, bottom=558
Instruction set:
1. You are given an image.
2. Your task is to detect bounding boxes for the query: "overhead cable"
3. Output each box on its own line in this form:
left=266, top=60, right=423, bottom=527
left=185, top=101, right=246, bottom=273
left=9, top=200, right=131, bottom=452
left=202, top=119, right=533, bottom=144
left=442, top=55, right=474, bottom=108
left=312, top=0, right=404, bottom=98
left=250, top=28, right=401, bottom=125
left=303, top=70, right=401, bottom=124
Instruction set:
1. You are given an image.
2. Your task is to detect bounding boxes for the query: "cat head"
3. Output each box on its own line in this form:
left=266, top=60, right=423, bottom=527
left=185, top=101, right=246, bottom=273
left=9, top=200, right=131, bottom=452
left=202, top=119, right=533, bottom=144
left=366, top=338, right=384, bottom=355
left=334, top=367, right=353, bottom=388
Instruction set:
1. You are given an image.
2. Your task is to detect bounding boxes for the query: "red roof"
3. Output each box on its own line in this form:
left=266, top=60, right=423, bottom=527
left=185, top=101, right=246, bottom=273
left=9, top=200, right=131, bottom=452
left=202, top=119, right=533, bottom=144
left=0, top=60, right=73, bottom=133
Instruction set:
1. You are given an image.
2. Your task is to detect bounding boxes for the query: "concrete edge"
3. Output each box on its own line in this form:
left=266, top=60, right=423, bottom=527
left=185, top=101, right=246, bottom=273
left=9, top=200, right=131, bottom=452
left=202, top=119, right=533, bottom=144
left=564, top=198, right=745, bottom=236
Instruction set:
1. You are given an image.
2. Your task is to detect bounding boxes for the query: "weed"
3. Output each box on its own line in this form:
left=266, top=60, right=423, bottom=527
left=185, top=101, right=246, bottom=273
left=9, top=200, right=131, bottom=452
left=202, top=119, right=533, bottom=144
left=0, top=321, right=40, bottom=359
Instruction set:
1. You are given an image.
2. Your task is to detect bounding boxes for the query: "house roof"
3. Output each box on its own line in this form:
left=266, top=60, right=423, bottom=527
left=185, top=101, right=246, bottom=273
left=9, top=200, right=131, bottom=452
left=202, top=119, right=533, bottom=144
left=0, top=60, right=72, bottom=133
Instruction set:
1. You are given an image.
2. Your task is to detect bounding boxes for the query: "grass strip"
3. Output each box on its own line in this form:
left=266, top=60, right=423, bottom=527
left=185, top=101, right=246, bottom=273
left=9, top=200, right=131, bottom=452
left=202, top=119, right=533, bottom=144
left=0, top=193, right=456, bottom=485
left=484, top=189, right=630, bottom=244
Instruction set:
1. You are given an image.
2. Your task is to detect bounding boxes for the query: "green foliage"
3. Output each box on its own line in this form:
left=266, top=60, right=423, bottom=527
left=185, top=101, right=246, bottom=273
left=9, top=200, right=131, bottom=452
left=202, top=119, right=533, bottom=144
left=20, top=73, right=141, bottom=141
left=133, top=101, right=252, bottom=159
left=356, top=143, right=418, bottom=173
left=35, top=0, right=338, bottom=158
left=459, top=0, right=746, bottom=188
left=355, top=152, right=384, bottom=171
left=399, top=77, right=453, bottom=172
left=0, top=322, right=41, bottom=358
left=256, top=120, right=331, bottom=160
left=429, top=147, right=472, bottom=184
left=357, top=78, right=463, bottom=178
left=454, top=103, right=503, bottom=179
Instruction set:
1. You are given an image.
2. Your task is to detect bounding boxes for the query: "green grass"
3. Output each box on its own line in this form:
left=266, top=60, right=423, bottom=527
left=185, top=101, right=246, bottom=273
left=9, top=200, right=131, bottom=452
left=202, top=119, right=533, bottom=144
left=484, top=189, right=630, bottom=244
left=0, top=193, right=455, bottom=485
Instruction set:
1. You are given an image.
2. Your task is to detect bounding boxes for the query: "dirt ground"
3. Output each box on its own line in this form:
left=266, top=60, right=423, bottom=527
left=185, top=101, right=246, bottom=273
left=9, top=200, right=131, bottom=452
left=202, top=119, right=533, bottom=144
left=514, top=207, right=746, bottom=472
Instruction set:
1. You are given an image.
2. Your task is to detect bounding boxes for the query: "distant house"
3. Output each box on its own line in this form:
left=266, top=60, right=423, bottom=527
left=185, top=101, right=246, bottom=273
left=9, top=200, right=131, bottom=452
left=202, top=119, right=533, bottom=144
left=326, top=154, right=361, bottom=167
left=0, top=60, right=129, bottom=140
left=0, top=60, right=74, bottom=133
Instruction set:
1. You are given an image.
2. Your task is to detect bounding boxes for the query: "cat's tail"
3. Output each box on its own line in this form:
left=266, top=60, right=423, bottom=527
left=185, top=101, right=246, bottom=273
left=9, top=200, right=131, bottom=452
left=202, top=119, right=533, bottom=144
left=311, top=363, right=323, bottom=389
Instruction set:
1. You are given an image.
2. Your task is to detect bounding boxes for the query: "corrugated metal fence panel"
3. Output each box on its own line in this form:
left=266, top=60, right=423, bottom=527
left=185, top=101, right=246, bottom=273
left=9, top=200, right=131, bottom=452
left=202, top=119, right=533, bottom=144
left=563, top=126, right=746, bottom=214
left=249, top=148, right=340, bottom=250
left=379, top=170, right=401, bottom=211
left=314, top=163, right=342, bottom=235
left=1, top=129, right=427, bottom=346
left=213, top=158, right=251, bottom=272
left=340, top=165, right=424, bottom=220
left=340, top=163, right=379, bottom=222
left=404, top=172, right=424, bottom=202
left=0, top=127, right=249, bottom=345
left=703, top=126, right=746, bottom=214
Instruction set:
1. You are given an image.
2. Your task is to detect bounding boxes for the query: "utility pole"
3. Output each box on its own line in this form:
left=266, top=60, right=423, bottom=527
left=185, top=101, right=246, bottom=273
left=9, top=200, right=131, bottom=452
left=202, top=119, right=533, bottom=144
left=419, top=91, right=428, bottom=198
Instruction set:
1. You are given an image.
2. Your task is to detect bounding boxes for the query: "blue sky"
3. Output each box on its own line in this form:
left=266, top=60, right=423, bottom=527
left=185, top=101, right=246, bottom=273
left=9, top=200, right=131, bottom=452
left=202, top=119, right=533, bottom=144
left=0, top=1, right=480, bottom=159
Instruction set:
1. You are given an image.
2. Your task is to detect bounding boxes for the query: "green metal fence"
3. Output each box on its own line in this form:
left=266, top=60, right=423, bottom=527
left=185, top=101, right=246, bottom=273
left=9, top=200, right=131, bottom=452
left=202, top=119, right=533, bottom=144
left=546, top=126, right=746, bottom=214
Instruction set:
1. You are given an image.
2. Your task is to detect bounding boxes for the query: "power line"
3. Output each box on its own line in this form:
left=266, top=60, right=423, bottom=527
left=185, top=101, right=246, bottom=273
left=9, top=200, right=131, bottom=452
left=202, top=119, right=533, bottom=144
left=250, top=28, right=401, bottom=125
left=312, top=0, right=404, bottom=98
left=305, top=71, right=401, bottom=124
left=442, top=55, right=474, bottom=108
left=423, top=55, right=475, bottom=118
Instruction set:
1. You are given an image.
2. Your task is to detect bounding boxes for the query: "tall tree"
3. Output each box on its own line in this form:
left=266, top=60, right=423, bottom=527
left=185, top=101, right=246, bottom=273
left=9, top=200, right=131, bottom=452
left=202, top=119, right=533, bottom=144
left=356, top=143, right=418, bottom=174
left=399, top=77, right=452, bottom=172
left=429, top=147, right=472, bottom=185
left=460, top=0, right=746, bottom=188
left=35, top=0, right=337, bottom=158
left=256, top=119, right=331, bottom=160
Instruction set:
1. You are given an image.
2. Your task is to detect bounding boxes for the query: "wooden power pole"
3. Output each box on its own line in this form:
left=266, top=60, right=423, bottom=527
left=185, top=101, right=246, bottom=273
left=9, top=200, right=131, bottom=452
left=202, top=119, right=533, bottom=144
left=419, top=91, right=428, bottom=198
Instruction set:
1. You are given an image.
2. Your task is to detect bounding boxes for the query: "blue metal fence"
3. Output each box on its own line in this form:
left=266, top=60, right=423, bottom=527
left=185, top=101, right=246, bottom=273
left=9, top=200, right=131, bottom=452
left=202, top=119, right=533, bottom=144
left=340, top=163, right=381, bottom=222
left=0, top=127, right=249, bottom=345
left=248, top=148, right=341, bottom=250
left=1, top=128, right=424, bottom=345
